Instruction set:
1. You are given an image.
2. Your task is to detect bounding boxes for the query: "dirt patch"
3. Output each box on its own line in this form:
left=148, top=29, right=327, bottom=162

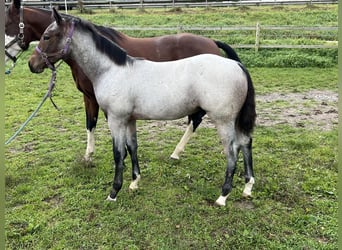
left=256, top=90, right=338, bottom=131
left=139, top=90, right=338, bottom=132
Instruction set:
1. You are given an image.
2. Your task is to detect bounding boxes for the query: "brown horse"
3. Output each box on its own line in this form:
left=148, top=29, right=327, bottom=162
left=6, top=0, right=241, bottom=162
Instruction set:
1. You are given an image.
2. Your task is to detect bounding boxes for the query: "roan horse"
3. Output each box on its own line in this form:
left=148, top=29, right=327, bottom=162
left=29, top=9, right=256, bottom=206
left=6, top=0, right=242, bottom=162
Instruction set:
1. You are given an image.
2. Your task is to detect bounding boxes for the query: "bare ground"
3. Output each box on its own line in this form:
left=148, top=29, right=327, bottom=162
left=139, top=90, right=338, bottom=132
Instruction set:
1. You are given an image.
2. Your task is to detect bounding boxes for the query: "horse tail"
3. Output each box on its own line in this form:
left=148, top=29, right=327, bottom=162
left=236, top=63, right=256, bottom=135
left=214, top=40, right=241, bottom=62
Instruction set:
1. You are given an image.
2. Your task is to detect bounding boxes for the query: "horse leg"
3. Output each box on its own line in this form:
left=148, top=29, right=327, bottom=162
left=170, top=109, right=206, bottom=160
left=83, top=95, right=99, bottom=163
left=170, top=122, right=194, bottom=160
left=241, top=137, right=255, bottom=197
left=125, top=120, right=141, bottom=190
left=215, top=122, right=240, bottom=206
left=106, top=119, right=127, bottom=202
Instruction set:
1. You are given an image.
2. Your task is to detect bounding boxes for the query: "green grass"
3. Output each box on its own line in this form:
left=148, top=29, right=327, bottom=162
left=5, top=5, right=338, bottom=249
left=74, top=5, right=337, bottom=27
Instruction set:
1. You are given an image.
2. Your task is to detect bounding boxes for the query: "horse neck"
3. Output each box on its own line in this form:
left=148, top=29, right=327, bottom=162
left=69, top=30, right=120, bottom=84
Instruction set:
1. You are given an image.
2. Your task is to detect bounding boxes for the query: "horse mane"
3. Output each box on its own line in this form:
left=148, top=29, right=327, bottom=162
left=93, top=24, right=125, bottom=45
left=74, top=17, right=130, bottom=66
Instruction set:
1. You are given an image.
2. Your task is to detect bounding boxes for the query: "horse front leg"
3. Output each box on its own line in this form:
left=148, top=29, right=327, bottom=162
left=107, top=120, right=127, bottom=202
left=83, top=95, right=99, bottom=163
left=125, top=120, right=141, bottom=190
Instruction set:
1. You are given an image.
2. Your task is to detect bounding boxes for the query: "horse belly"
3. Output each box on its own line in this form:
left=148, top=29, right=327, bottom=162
left=132, top=93, right=199, bottom=120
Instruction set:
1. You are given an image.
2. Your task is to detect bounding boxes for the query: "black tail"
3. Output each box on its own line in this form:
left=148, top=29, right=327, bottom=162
left=214, top=40, right=241, bottom=62
left=236, top=63, right=256, bottom=135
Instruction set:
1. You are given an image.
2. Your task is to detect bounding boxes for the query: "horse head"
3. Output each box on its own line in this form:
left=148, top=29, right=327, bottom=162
left=5, top=0, right=21, bottom=37
left=5, top=0, right=54, bottom=50
left=29, top=8, right=74, bottom=73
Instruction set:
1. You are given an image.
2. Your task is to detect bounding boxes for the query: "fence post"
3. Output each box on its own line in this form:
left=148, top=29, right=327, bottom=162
left=178, top=25, right=183, bottom=34
left=255, top=22, right=260, bottom=52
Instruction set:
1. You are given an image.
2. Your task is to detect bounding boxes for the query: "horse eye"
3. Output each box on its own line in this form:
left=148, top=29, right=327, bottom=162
left=43, top=35, right=50, bottom=40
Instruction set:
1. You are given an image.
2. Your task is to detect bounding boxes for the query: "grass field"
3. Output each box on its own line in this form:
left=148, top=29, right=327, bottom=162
left=5, top=5, right=338, bottom=249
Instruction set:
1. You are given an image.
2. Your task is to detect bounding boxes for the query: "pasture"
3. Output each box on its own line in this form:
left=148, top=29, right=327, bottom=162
left=5, top=5, right=338, bottom=249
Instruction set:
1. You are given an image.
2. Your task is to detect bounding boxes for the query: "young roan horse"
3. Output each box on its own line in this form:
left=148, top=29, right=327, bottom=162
left=5, top=0, right=240, bottom=162
left=5, top=0, right=241, bottom=162
left=29, top=9, right=256, bottom=206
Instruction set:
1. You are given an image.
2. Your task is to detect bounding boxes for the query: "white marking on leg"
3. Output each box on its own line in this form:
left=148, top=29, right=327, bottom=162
left=129, top=175, right=141, bottom=190
left=84, top=128, right=95, bottom=161
left=170, top=123, right=194, bottom=160
left=215, top=194, right=229, bottom=206
left=242, top=177, right=255, bottom=197
left=106, top=195, right=117, bottom=202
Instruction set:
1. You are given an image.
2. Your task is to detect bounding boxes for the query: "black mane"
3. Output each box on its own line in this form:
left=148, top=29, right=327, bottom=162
left=94, top=24, right=124, bottom=45
left=74, top=17, right=130, bottom=66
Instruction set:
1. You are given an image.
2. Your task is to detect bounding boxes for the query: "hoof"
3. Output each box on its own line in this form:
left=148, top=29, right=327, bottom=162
left=83, top=151, right=94, bottom=161
left=242, top=191, right=252, bottom=198
left=82, top=157, right=95, bottom=168
left=170, top=153, right=180, bottom=160
left=106, top=195, right=117, bottom=202
left=215, top=195, right=228, bottom=206
left=242, top=177, right=255, bottom=198
left=82, top=153, right=94, bottom=165
left=129, top=175, right=141, bottom=190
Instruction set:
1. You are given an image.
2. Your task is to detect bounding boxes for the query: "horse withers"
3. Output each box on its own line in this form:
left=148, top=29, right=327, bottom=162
left=28, top=9, right=256, bottom=206
left=6, top=0, right=242, bottom=162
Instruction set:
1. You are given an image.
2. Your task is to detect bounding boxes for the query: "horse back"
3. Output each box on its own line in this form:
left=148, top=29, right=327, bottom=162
left=120, top=33, right=222, bottom=61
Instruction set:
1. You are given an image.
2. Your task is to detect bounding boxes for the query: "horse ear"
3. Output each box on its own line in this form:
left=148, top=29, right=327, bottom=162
left=52, top=7, right=63, bottom=25
left=13, top=0, right=21, bottom=10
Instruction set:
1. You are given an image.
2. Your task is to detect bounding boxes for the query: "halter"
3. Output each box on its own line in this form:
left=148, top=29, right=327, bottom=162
left=35, top=21, right=75, bottom=71
left=17, top=5, right=26, bottom=49
left=4, top=4, right=25, bottom=73
left=5, top=36, right=21, bottom=63
left=5, top=37, right=24, bottom=74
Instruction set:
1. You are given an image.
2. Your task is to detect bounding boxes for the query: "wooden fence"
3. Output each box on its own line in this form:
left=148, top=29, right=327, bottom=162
left=10, top=0, right=338, bottom=9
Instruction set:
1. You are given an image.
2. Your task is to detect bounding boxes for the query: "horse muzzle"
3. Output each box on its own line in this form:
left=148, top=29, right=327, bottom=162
left=28, top=61, right=44, bottom=73
left=28, top=55, right=46, bottom=74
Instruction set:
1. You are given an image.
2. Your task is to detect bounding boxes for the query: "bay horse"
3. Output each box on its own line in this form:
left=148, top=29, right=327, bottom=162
left=6, top=0, right=242, bottom=162
left=28, top=9, right=256, bottom=206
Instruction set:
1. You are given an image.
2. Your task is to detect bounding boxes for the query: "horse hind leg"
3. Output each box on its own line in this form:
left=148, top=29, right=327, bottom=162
left=241, top=137, right=254, bottom=198
left=83, top=97, right=99, bottom=163
left=170, top=123, right=193, bottom=160
left=215, top=128, right=254, bottom=206
left=214, top=121, right=248, bottom=206
left=170, top=109, right=206, bottom=160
